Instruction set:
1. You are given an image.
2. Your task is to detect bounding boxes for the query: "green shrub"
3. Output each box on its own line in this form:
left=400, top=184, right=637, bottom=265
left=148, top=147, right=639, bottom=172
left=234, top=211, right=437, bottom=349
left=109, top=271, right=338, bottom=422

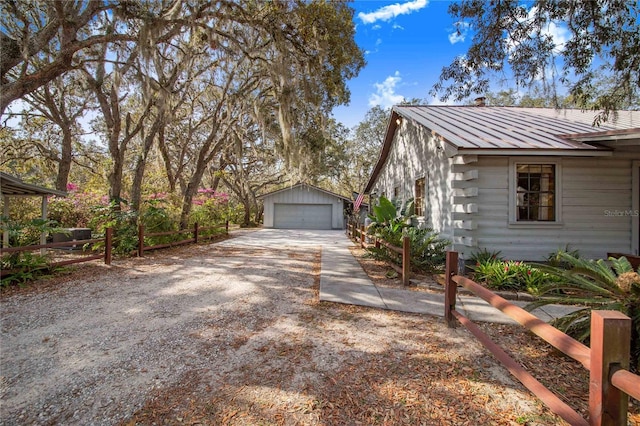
left=48, top=191, right=104, bottom=228
left=139, top=199, right=182, bottom=246
left=366, top=196, right=449, bottom=274
left=546, top=245, right=581, bottom=268
left=471, top=259, right=555, bottom=294
left=0, top=217, right=62, bottom=286
left=469, top=248, right=503, bottom=264
left=190, top=200, right=231, bottom=229
left=527, top=252, right=640, bottom=373
left=404, top=227, right=449, bottom=273
left=89, top=199, right=138, bottom=256
left=0, top=217, right=62, bottom=247
left=1, top=251, right=52, bottom=287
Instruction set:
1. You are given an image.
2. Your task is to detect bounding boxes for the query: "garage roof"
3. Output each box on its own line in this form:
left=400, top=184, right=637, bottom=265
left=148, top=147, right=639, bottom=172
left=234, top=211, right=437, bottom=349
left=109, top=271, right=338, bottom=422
left=258, top=183, right=351, bottom=201
left=1, top=172, right=67, bottom=197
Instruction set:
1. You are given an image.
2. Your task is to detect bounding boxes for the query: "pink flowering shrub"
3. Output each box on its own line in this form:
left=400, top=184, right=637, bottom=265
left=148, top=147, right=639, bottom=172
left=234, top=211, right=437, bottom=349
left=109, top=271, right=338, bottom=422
left=190, top=189, right=230, bottom=227
left=48, top=185, right=107, bottom=227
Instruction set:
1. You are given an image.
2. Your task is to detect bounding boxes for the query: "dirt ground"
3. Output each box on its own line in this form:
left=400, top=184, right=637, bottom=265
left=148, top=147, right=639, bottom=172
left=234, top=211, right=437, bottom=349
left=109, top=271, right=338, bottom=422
left=1, top=233, right=638, bottom=425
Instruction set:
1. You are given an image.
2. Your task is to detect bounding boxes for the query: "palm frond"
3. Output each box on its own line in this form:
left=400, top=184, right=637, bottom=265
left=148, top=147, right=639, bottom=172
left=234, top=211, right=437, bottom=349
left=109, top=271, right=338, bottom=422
left=550, top=308, right=591, bottom=340
left=532, top=267, right=615, bottom=297
left=609, top=256, right=633, bottom=276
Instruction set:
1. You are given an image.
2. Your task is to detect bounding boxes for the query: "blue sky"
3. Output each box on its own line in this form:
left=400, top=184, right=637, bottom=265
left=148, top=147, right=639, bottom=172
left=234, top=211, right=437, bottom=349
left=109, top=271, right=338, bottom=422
left=332, top=0, right=577, bottom=129
left=332, top=0, right=472, bottom=128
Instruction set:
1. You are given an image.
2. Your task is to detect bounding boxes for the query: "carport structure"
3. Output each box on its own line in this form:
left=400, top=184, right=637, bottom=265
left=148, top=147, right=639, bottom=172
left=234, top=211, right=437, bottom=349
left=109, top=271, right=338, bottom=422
left=1, top=172, right=67, bottom=247
left=259, top=183, right=351, bottom=230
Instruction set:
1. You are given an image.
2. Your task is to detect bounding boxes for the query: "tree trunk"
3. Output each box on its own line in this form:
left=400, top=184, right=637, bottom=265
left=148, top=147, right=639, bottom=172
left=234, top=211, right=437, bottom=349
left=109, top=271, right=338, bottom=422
left=180, top=166, right=207, bottom=229
left=241, top=196, right=251, bottom=227
left=253, top=204, right=264, bottom=224
left=131, top=120, right=162, bottom=212
left=55, top=129, right=73, bottom=192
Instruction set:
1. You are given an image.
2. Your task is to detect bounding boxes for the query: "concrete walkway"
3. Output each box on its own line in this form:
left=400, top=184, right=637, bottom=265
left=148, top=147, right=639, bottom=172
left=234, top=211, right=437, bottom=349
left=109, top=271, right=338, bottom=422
left=227, top=229, right=578, bottom=324
left=316, top=231, right=579, bottom=325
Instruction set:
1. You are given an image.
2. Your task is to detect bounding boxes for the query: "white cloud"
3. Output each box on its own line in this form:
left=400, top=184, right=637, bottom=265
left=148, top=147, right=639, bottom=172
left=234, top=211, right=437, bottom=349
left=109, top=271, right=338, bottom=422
left=368, top=71, right=406, bottom=108
left=542, top=19, right=570, bottom=53
left=508, top=7, right=570, bottom=53
left=448, top=21, right=470, bottom=44
left=358, top=0, right=429, bottom=24
left=503, top=7, right=571, bottom=81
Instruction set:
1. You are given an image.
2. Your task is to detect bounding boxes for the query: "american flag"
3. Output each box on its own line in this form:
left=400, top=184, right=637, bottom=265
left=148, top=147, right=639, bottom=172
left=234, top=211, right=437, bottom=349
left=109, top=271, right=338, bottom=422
left=353, top=192, right=365, bottom=212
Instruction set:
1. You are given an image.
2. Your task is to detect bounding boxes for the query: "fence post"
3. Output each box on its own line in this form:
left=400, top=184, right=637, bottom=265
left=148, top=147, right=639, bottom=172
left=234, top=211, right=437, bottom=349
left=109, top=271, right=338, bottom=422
left=444, top=251, right=459, bottom=328
left=589, top=310, right=631, bottom=426
left=194, top=222, right=199, bottom=244
left=104, top=227, right=112, bottom=265
left=360, top=225, right=365, bottom=248
left=225, top=220, right=229, bottom=235
left=402, top=235, right=410, bottom=286
left=138, top=224, right=144, bottom=257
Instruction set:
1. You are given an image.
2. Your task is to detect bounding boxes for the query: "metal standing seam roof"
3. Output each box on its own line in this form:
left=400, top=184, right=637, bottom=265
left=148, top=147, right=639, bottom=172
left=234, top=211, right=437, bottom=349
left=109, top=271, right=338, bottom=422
left=393, top=105, right=631, bottom=151
left=0, top=172, right=67, bottom=197
left=363, top=106, right=640, bottom=194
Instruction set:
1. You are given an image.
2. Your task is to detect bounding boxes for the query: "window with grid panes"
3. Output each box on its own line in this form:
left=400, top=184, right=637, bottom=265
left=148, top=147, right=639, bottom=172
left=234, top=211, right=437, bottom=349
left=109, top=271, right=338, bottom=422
left=516, top=164, right=556, bottom=221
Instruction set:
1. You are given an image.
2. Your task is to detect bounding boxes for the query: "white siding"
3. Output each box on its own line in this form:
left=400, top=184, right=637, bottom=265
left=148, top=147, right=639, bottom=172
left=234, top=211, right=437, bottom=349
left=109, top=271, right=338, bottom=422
left=371, top=130, right=640, bottom=261
left=371, top=119, right=455, bottom=242
left=262, top=186, right=345, bottom=229
left=471, top=154, right=640, bottom=261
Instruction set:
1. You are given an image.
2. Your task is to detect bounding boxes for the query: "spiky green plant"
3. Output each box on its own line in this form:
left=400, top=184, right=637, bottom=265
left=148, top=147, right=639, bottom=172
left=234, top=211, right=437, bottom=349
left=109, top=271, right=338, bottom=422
left=527, top=252, right=640, bottom=372
left=366, top=196, right=449, bottom=273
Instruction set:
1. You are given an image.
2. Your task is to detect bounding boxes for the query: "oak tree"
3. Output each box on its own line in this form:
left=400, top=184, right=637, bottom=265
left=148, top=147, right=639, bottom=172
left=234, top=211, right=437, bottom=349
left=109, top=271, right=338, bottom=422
left=432, top=0, right=639, bottom=123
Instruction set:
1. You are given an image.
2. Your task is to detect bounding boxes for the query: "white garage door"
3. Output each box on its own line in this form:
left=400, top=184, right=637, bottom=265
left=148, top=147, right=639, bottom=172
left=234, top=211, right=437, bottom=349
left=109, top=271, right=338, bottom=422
left=273, top=203, right=333, bottom=230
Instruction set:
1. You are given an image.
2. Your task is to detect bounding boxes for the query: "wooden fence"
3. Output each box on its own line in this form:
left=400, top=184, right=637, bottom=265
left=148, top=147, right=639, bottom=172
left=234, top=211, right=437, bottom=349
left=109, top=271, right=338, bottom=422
left=1, top=221, right=229, bottom=277
left=0, top=228, right=114, bottom=277
left=346, top=221, right=410, bottom=286
left=445, top=250, right=640, bottom=426
left=137, top=221, right=229, bottom=256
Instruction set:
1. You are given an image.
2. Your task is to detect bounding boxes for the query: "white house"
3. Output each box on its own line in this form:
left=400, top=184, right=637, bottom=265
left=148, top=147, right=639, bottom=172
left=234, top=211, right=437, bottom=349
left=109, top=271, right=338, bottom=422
left=259, top=183, right=351, bottom=230
left=363, top=106, right=640, bottom=262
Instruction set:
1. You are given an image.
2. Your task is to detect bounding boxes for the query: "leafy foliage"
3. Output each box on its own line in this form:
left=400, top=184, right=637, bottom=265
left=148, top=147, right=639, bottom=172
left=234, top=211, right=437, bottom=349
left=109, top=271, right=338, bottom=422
left=527, top=252, right=640, bottom=373
left=0, top=217, right=62, bottom=286
left=433, top=1, right=640, bottom=122
left=404, top=227, right=449, bottom=273
left=0, top=217, right=61, bottom=247
left=369, top=196, right=398, bottom=224
left=1, top=251, right=51, bottom=287
left=546, top=245, right=581, bottom=269
left=469, top=248, right=503, bottom=265
left=366, top=196, right=449, bottom=273
left=471, top=258, right=556, bottom=294
left=89, top=200, right=138, bottom=256
left=48, top=191, right=105, bottom=228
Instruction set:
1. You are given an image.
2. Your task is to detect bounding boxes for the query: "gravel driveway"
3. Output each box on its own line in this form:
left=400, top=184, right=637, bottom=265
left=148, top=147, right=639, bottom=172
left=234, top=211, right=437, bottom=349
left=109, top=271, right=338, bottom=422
left=1, top=230, right=581, bottom=425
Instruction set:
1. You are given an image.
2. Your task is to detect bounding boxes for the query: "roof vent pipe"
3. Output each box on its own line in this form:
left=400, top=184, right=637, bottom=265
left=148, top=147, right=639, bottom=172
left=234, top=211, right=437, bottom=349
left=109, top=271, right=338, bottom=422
left=474, top=96, right=486, bottom=107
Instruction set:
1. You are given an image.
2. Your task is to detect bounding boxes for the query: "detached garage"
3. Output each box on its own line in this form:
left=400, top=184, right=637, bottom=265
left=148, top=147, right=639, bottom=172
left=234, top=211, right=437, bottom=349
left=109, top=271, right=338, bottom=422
left=259, top=183, right=350, bottom=230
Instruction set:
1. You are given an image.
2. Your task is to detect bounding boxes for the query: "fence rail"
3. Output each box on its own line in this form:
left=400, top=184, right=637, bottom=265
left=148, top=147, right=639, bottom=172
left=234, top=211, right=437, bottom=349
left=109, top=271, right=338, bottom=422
left=137, top=221, right=228, bottom=256
left=445, top=250, right=640, bottom=426
left=0, top=228, right=113, bottom=276
left=1, top=221, right=229, bottom=277
left=346, top=221, right=410, bottom=286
